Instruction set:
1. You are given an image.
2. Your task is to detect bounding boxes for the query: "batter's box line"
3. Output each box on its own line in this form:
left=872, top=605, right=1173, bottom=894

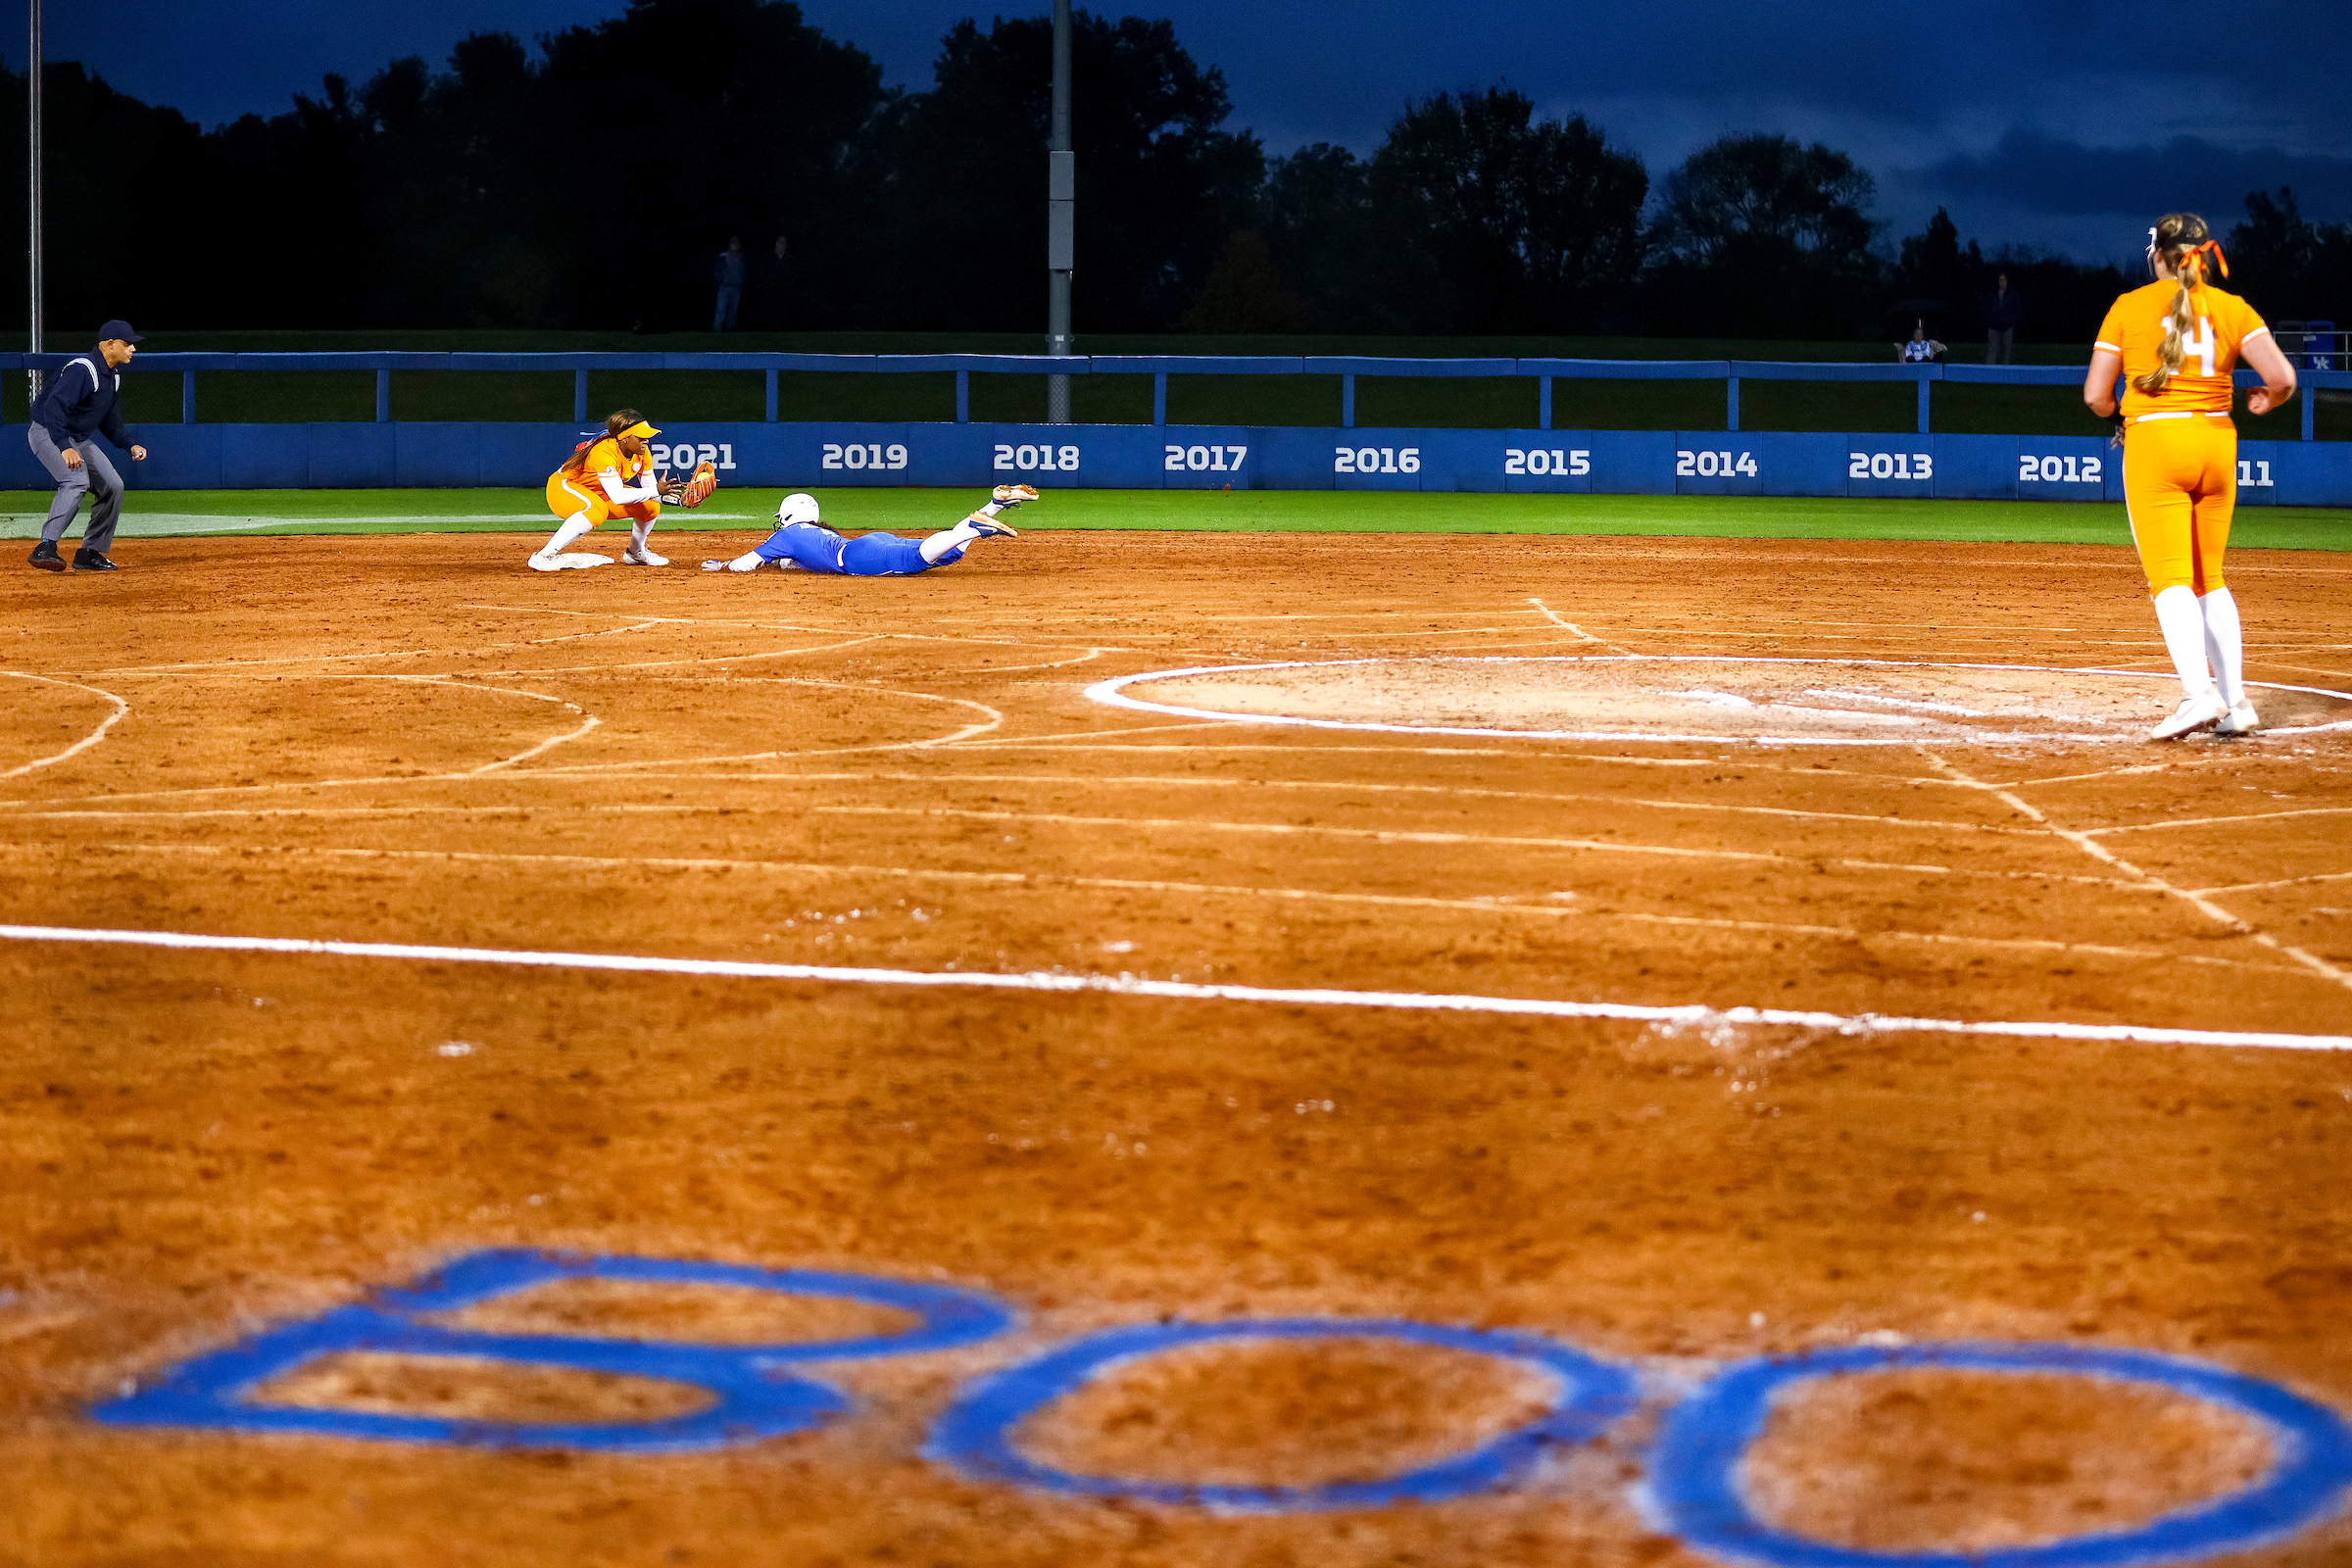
left=1, top=923, right=2343, bottom=1055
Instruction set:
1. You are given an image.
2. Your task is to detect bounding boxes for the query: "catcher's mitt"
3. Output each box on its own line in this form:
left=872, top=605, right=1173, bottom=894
left=668, top=460, right=719, bottom=508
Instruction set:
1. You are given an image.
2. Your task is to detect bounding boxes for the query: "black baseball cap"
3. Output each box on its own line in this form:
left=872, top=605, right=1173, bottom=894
left=97, top=319, right=142, bottom=344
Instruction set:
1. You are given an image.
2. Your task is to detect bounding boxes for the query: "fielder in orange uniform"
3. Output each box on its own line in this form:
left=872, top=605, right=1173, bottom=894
left=2084, top=213, right=2297, bottom=739
left=531, top=409, right=685, bottom=571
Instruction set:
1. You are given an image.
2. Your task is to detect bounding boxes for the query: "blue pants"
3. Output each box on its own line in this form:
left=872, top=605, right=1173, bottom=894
left=756, top=522, right=964, bottom=576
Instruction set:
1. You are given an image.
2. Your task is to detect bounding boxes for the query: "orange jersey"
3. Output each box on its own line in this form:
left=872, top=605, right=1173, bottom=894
left=2095, top=280, right=2269, bottom=419
left=553, top=436, right=653, bottom=497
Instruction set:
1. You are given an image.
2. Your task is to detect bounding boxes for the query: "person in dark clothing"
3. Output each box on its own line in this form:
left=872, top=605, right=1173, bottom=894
left=26, top=319, right=149, bottom=572
left=1984, top=273, right=2025, bottom=365
left=711, top=238, right=748, bottom=332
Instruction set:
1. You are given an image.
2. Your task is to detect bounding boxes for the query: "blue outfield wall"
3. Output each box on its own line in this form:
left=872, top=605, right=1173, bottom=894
left=2, top=420, right=2346, bottom=507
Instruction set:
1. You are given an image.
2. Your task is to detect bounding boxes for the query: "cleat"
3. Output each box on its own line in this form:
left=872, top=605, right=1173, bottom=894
left=965, top=514, right=1018, bottom=540
left=27, top=540, right=65, bottom=571
left=2213, top=698, right=2261, bottom=737
left=2149, top=690, right=2228, bottom=741
left=71, top=550, right=119, bottom=572
left=621, top=546, right=668, bottom=565
left=527, top=553, right=564, bottom=572
left=702, top=559, right=729, bottom=571
left=990, top=484, right=1039, bottom=508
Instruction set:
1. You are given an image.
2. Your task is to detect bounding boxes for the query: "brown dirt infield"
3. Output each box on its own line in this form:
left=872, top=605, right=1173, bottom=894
left=3, top=526, right=2351, bottom=1566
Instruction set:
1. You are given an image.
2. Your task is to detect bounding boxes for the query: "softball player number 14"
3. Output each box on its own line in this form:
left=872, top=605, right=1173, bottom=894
left=2084, top=212, right=2297, bottom=741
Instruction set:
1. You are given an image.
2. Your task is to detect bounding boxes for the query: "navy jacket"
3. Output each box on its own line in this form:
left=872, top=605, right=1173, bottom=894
left=33, top=350, right=137, bottom=450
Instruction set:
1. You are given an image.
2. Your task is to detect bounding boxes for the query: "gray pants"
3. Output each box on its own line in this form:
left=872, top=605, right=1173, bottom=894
left=1985, top=328, right=2014, bottom=366
left=28, top=425, right=124, bottom=554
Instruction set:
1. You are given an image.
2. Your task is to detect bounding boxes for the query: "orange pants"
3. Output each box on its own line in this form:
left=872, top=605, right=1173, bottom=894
left=545, top=470, right=659, bottom=527
left=2122, top=415, right=2233, bottom=595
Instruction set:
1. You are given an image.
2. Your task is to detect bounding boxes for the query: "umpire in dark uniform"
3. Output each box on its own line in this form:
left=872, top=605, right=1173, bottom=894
left=26, top=318, right=149, bottom=572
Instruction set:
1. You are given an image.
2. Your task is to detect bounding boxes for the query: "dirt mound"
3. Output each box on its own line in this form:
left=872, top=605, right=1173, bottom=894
left=1102, top=656, right=2352, bottom=745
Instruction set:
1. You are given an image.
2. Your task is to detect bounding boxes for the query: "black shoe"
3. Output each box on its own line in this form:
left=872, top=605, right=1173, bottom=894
left=27, top=539, right=64, bottom=571
left=71, top=549, right=119, bottom=572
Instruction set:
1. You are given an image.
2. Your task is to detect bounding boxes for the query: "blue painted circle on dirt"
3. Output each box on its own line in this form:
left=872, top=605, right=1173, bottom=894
left=370, top=1249, right=1018, bottom=1361
left=1647, top=1342, right=2352, bottom=1568
left=94, top=1251, right=1018, bottom=1454
left=924, top=1316, right=1639, bottom=1510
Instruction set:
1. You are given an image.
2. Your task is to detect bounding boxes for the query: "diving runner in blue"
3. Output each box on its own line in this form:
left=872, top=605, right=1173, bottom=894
left=705, top=486, right=1032, bottom=577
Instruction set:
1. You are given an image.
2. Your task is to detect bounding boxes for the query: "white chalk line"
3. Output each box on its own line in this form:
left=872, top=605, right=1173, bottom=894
left=1525, top=598, right=1635, bottom=657
left=0, top=674, right=129, bottom=779
left=2090, top=805, right=2352, bottom=836
left=1085, top=656, right=2352, bottom=747
left=799, top=802, right=2123, bottom=886
left=5, top=841, right=2236, bottom=968
left=83, top=616, right=675, bottom=674
left=2201, top=869, right=2352, bottom=896
left=0, top=921, right=2340, bottom=1053
left=466, top=636, right=884, bottom=677
left=0, top=772, right=2034, bottom=836
left=53, top=766, right=2020, bottom=837
left=1921, top=751, right=2352, bottom=995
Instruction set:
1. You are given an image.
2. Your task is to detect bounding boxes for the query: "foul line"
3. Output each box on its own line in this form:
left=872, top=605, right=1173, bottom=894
left=0, top=923, right=2344, bottom=1054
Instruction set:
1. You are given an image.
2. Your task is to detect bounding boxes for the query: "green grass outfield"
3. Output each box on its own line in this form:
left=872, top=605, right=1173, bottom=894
left=3, top=487, right=2349, bottom=551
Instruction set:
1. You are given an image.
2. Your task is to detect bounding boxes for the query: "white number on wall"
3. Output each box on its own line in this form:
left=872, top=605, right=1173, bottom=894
left=1848, top=452, right=1934, bottom=479
left=1164, top=444, right=1248, bottom=471
left=2017, top=455, right=2101, bottom=483
left=823, top=443, right=910, bottom=471
left=1677, top=450, right=1759, bottom=477
left=652, top=442, right=738, bottom=470
left=995, top=443, right=1080, bottom=471
left=2236, top=459, right=2275, bottom=487
left=1333, top=447, right=1420, bottom=473
left=1504, top=448, right=1591, bottom=476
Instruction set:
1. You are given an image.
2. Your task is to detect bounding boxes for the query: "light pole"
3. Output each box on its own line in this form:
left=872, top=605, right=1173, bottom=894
left=26, top=0, right=41, bottom=404
left=1045, top=0, right=1072, bottom=423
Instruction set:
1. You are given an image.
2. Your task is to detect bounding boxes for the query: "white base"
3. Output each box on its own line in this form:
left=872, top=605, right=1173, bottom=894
left=528, top=552, right=612, bottom=572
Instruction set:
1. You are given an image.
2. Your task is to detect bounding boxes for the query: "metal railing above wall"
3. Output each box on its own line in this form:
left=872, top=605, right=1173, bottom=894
left=13, top=352, right=2343, bottom=442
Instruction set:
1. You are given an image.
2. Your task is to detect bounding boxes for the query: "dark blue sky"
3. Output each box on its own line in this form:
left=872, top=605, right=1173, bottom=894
left=44, top=0, right=2352, bottom=263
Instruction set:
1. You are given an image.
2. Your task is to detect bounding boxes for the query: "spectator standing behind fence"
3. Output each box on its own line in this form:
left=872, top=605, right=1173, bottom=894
left=711, top=237, right=748, bottom=332
left=1897, top=320, right=1946, bottom=363
left=25, top=319, right=148, bottom=573
left=1984, top=272, right=2024, bottom=364
left=760, top=235, right=789, bottom=326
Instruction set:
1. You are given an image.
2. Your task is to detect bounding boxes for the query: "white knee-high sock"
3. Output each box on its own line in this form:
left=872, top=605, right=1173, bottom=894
left=2198, top=587, right=2245, bottom=706
left=2152, top=585, right=2215, bottom=697
left=536, top=513, right=593, bottom=559
left=630, top=515, right=659, bottom=552
left=920, top=520, right=982, bottom=564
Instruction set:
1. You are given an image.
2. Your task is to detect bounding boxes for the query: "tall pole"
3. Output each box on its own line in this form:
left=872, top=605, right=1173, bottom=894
left=26, top=0, right=41, bottom=405
left=1045, top=0, right=1072, bottom=423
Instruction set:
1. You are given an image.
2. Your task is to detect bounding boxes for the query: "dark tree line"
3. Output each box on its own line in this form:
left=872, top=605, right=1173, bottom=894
left=3, top=0, right=2346, bottom=343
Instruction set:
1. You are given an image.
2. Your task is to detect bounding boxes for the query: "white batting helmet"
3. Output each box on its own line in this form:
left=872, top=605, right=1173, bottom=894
left=775, top=492, right=822, bottom=526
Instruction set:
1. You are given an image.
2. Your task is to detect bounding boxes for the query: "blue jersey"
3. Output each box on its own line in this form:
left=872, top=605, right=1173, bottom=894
left=755, top=520, right=964, bottom=576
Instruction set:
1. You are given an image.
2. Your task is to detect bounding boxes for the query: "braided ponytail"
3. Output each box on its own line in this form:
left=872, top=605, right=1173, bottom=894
left=2132, top=214, right=2210, bottom=396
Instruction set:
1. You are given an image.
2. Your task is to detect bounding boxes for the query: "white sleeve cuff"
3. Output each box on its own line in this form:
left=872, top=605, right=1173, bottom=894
left=2242, top=325, right=2272, bottom=343
left=2093, top=340, right=2121, bottom=353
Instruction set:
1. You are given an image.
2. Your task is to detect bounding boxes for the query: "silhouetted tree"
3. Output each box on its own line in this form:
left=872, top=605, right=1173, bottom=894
left=867, top=11, right=1262, bottom=332
left=2229, top=188, right=2352, bottom=324
left=1643, top=132, right=1878, bottom=336
left=1257, top=143, right=1384, bottom=331
left=1365, top=88, right=1646, bottom=333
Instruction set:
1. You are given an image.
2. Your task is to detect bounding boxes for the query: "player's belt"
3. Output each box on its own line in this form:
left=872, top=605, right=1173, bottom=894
left=2131, top=411, right=2229, bottom=422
